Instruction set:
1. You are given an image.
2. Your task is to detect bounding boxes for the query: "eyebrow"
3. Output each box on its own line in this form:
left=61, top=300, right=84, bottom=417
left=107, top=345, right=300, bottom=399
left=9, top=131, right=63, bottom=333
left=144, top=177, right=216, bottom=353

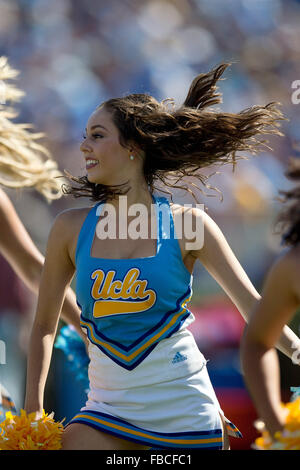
left=85, top=124, right=108, bottom=132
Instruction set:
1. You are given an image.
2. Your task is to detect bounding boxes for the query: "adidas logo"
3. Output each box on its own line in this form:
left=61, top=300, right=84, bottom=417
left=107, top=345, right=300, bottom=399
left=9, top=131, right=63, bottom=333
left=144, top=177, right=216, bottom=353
left=172, top=351, right=187, bottom=364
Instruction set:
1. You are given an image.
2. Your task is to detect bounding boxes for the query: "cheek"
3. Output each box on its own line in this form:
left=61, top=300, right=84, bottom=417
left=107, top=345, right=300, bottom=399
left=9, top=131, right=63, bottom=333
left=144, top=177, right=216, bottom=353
left=106, top=144, right=129, bottom=166
left=99, top=139, right=126, bottom=158
left=100, top=150, right=128, bottom=173
left=93, top=137, right=129, bottom=169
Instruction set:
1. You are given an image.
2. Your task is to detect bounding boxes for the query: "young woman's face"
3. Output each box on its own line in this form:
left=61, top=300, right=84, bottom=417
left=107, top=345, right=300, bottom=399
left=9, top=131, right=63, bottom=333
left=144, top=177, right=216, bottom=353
left=80, top=106, right=136, bottom=186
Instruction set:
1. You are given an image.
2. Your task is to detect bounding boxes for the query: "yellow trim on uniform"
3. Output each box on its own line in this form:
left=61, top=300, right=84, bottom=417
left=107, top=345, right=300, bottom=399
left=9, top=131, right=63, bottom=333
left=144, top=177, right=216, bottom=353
left=80, top=292, right=192, bottom=363
left=74, top=413, right=223, bottom=445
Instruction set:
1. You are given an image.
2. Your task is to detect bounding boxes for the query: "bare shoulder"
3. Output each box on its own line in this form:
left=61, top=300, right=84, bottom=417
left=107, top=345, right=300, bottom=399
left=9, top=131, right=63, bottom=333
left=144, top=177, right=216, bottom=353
left=50, top=205, right=91, bottom=246
left=52, top=205, right=94, bottom=264
left=169, top=202, right=204, bottom=214
left=53, top=206, right=92, bottom=232
left=180, top=205, right=217, bottom=258
left=169, top=202, right=198, bottom=231
left=169, top=202, right=186, bottom=220
left=169, top=202, right=206, bottom=257
left=275, top=246, right=300, bottom=300
left=269, top=247, right=300, bottom=277
left=262, top=246, right=300, bottom=305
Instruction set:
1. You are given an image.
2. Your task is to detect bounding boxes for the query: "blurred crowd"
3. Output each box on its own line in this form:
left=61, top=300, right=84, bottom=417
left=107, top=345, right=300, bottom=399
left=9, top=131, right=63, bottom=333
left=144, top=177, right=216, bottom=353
left=0, top=0, right=299, bottom=448
left=0, top=0, right=298, bottom=250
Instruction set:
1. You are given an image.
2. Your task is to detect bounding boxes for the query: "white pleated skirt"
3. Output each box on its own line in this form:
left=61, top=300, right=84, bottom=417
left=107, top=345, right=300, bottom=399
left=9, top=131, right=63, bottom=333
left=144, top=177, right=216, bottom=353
left=67, top=329, right=241, bottom=449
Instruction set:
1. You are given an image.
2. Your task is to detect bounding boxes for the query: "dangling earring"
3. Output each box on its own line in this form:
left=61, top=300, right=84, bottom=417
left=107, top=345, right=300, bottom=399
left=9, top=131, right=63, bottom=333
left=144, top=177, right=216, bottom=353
left=129, top=155, right=134, bottom=160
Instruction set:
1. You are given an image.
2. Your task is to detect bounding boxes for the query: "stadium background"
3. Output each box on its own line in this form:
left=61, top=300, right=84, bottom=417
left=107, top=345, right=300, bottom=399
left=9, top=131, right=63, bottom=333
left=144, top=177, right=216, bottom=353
left=0, top=0, right=299, bottom=450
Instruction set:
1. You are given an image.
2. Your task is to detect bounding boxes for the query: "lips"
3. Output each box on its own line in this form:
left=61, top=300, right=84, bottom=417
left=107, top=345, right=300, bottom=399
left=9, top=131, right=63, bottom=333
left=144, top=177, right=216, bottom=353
left=86, top=158, right=99, bottom=170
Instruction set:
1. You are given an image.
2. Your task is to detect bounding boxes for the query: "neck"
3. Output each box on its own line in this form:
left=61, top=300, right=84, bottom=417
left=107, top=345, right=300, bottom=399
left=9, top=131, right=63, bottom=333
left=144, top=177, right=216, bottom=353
left=108, top=185, right=153, bottom=212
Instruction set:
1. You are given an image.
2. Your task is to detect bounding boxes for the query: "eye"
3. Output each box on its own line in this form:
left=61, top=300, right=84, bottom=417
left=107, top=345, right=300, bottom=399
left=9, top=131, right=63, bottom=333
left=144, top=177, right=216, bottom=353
left=92, top=133, right=103, bottom=139
left=82, top=133, right=103, bottom=140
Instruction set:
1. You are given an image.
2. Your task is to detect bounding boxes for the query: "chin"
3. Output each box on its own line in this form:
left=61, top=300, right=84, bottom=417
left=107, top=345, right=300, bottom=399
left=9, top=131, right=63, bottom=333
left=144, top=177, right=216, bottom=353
left=86, top=173, right=103, bottom=185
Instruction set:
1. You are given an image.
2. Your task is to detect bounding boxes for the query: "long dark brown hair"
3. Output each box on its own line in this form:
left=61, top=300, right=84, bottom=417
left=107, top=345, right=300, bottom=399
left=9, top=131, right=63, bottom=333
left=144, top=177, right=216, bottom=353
left=276, top=158, right=300, bottom=247
left=62, top=62, right=285, bottom=203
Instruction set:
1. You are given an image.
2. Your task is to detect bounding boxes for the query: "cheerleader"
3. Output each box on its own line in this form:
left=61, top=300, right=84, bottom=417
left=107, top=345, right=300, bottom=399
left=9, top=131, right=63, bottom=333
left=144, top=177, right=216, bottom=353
left=24, top=63, right=299, bottom=450
left=0, top=56, right=85, bottom=416
left=241, top=158, right=300, bottom=438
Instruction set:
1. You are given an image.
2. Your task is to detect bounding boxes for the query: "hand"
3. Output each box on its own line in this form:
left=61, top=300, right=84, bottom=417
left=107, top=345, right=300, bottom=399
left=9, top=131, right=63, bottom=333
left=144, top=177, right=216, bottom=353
left=265, top=407, right=289, bottom=438
left=271, top=406, right=289, bottom=437
left=23, top=407, right=44, bottom=420
left=34, top=410, right=44, bottom=420
left=254, top=405, right=289, bottom=439
left=24, top=399, right=44, bottom=419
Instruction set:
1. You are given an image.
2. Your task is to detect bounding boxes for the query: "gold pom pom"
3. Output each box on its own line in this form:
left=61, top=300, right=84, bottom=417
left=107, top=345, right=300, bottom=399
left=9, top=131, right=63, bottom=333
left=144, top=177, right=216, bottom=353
left=253, top=398, right=300, bottom=450
left=0, top=409, right=64, bottom=450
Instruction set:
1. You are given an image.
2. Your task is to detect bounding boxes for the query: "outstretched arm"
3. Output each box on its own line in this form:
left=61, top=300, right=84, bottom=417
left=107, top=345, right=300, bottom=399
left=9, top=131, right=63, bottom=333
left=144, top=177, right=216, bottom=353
left=241, top=251, right=300, bottom=435
left=190, top=208, right=299, bottom=359
left=0, top=189, right=83, bottom=338
left=24, top=210, right=76, bottom=415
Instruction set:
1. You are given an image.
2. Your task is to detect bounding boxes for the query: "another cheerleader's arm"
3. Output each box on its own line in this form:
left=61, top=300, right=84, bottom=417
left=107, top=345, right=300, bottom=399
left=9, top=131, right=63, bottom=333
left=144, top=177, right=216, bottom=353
left=24, top=210, right=76, bottom=415
left=241, top=251, right=300, bottom=436
left=0, top=189, right=84, bottom=340
left=190, top=209, right=299, bottom=360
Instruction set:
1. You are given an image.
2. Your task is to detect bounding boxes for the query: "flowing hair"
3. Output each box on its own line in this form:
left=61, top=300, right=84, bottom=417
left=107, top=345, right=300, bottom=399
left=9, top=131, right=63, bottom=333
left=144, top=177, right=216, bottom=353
left=63, top=62, right=285, bottom=203
left=276, top=158, right=300, bottom=247
left=0, top=56, right=64, bottom=201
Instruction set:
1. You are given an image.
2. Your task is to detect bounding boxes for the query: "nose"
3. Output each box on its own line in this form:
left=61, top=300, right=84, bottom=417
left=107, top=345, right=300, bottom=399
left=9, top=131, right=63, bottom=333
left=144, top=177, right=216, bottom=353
left=80, top=138, right=92, bottom=153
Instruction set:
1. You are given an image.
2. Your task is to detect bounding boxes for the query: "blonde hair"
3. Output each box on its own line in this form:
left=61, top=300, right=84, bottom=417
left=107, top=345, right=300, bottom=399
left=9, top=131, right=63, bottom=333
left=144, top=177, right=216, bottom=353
left=0, top=56, right=64, bottom=201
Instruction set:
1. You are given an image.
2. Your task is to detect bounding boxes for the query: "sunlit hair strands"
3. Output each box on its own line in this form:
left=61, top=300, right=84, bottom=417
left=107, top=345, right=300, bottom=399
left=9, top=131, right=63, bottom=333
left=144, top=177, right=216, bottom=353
left=0, top=56, right=64, bottom=202
left=63, top=62, right=285, bottom=203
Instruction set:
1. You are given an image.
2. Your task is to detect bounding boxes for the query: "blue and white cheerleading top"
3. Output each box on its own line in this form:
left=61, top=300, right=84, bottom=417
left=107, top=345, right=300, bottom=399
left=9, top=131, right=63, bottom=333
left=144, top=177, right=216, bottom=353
left=71, top=195, right=241, bottom=448
left=75, top=195, right=194, bottom=371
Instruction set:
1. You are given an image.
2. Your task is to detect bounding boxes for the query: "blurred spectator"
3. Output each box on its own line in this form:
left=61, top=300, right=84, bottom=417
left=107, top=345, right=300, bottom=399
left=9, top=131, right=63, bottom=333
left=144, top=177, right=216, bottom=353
left=0, top=0, right=299, bottom=449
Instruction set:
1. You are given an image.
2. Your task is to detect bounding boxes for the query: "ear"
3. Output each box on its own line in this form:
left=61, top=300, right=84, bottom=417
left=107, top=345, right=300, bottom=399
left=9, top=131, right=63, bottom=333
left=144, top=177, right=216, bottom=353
left=127, top=142, right=145, bottom=160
